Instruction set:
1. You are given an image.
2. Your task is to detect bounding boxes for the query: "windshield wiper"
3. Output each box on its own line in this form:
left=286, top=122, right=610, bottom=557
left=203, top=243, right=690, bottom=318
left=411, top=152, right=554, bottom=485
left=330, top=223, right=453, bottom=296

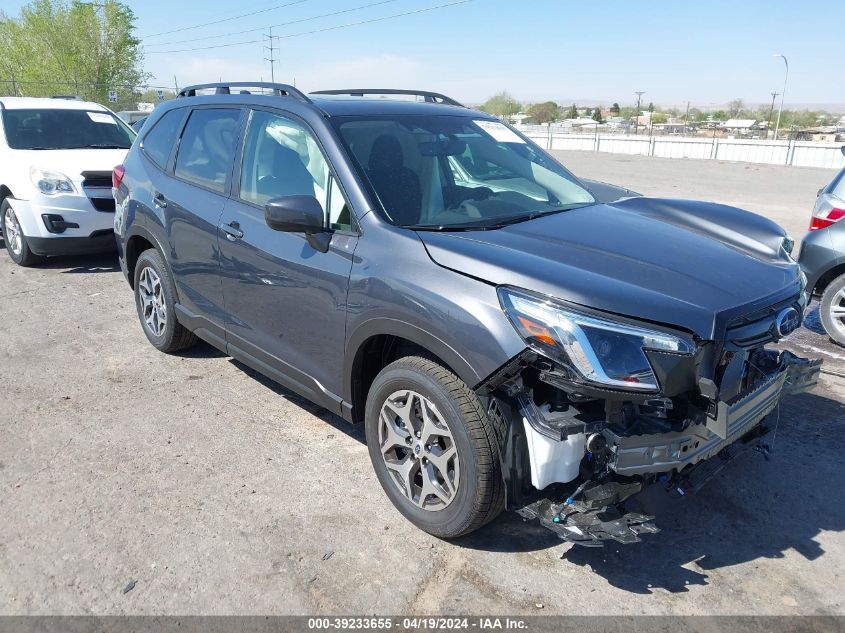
left=70, top=143, right=130, bottom=149
left=406, top=203, right=594, bottom=232
left=405, top=221, right=504, bottom=232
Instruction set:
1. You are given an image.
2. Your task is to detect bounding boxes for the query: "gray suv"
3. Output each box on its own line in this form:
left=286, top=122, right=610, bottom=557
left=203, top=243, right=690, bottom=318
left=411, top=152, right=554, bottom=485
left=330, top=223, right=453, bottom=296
left=113, top=83, right=820, bottom=546
left=798, top=146, right=845, bottom=346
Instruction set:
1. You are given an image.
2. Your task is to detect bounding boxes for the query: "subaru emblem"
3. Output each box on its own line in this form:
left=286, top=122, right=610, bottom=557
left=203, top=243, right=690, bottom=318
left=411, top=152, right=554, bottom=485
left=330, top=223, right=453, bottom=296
left=775, top=307, right=801, bottom=337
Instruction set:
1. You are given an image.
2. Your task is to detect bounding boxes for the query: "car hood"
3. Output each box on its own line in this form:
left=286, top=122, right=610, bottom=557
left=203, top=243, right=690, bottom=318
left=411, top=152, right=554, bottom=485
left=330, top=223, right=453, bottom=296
left=417, top=197, right=802, bottom=340
left=12, top=148, right=128, bottom=189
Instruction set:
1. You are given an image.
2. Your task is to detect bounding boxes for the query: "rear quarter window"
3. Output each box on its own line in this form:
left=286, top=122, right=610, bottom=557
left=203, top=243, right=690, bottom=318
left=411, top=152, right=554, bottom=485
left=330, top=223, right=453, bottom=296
left=141, top=109, right=187, bottom=169
left=174, top=108, right=241, bottom=193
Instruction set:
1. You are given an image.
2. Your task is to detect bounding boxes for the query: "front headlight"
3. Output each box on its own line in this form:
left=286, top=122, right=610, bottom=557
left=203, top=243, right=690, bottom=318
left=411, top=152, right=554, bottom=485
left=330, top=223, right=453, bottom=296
left=30, top=167, right=75, bottom=195
left=498, top=287, right=694, bottom=391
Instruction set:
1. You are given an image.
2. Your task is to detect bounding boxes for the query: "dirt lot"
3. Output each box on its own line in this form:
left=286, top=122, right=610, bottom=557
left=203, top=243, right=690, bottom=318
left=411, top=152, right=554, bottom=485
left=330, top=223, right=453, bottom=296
left=1, top=154, right=844, bottom=616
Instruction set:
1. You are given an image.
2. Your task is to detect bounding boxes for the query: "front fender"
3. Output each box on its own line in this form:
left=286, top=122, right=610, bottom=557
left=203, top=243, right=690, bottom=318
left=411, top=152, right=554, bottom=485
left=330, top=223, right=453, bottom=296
left=343, top=223, right=525, bottom=408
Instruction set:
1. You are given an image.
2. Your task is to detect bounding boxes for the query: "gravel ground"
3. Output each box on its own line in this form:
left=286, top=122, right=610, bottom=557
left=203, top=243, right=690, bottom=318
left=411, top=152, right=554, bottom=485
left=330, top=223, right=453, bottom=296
left=1, top=153, right=844, bottom=616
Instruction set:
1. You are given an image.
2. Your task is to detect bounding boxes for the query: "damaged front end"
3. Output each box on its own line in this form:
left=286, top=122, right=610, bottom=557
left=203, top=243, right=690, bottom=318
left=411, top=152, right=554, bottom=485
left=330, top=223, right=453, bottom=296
left=483, top=287, right=822, bottom=547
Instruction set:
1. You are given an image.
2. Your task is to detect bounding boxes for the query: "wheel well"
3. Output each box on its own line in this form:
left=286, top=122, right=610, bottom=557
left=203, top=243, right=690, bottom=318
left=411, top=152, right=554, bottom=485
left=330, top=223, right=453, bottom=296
left=815, top=263, right=845, bottom=297
left=124, top=235, right=155, bottom=287
left=0, top=186, right=12, bottom=204
left=350, top=335, right=452, bottom=424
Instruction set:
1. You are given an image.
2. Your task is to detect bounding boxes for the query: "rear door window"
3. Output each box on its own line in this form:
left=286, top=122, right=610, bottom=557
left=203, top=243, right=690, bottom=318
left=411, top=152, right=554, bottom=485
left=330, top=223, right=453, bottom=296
left=141, top=109, right=186, bottom=169
left=174, top=108, right=242, bottom=193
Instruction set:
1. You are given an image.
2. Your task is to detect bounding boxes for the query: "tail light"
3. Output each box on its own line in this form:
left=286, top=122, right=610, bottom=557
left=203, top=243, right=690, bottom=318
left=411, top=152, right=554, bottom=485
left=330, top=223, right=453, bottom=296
left=809, top=206, right=845, bottom=231
left=112, top=164, right=126, bottom=190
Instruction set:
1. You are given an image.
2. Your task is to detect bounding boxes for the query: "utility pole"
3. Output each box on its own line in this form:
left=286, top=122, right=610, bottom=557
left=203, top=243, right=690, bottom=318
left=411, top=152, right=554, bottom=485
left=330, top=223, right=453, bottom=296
left=633, top=91, right=645, bottom=135
left=264, top=28, right=276, bottom=83
left=772, top=53, right=789, bottom=140
left=684, top=101, right=690, bottom=136
left=767, top=91, right=779, bottom=138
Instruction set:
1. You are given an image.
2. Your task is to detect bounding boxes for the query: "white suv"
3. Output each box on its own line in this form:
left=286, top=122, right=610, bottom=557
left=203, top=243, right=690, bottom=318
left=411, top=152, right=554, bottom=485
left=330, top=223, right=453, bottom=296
left=0, top=97, right=134, bottom=266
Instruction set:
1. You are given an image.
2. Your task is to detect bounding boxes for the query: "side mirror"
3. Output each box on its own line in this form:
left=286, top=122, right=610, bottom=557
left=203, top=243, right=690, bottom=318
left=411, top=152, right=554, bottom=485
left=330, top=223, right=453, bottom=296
left=265, top=195, right=324, bottom=234
left=841, top=145, right=845, bottom=157
left=264, top=195, right=330, bottom=252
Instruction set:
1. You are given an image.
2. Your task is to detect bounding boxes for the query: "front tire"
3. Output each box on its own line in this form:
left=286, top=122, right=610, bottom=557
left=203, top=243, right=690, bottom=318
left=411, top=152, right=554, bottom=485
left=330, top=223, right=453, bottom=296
left=2, top=199, right=44, bottom=267
left=133, top=249, right=197, bottom=353
left=820, top=273, right=845, bottom=347
left=365, top=355, right=505, bottom=538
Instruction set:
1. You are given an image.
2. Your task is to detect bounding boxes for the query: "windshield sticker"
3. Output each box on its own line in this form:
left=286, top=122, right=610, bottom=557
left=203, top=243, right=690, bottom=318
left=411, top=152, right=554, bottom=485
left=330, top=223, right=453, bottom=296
left=87, top=111, right=117, bottom=124
left=474, top=120, right=525, bottom=144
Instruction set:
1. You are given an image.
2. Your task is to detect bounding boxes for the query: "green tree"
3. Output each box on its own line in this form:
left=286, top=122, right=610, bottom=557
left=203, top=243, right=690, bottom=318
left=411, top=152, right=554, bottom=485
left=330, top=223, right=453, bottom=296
left=479, top=91, right=521, bottom=118
left=609, top=102, right=620, bottom=115
left=591, top=106, right=602, bottom=122
left=651, top=112, right=668, bottom=124
left=0, top=0, right=146, bottom=107
left=566, top=103, right=578, bottom=119
left=687, top=107, right=704, bottom=122
left=526, top=101, right=560, bottom=124
left=727, top=98, right=745, bottom=118
left=647, top=102, right=654, bottom=113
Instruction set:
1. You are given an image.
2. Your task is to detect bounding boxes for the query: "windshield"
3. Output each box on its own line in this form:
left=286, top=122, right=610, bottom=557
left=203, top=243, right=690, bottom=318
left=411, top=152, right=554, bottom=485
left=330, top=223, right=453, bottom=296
left=2, top=108, right=135, bottom=150
left=333, top=115, right=594, bottom=229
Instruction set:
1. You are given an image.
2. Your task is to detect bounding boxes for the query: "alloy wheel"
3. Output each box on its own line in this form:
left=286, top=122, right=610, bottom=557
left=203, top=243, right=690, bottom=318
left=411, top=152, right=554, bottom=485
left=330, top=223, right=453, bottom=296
left=138, top=266, right=167, bottom=337
left=830, top=287, right=845, bottom=339
left=4, top=207, right=22, bottom=256
left=378, top=389, right=460, bottom=511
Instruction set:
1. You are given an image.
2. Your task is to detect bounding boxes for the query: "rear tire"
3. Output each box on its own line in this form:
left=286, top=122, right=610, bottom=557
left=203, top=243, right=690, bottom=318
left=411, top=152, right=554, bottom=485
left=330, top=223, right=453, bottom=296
left=820, top=273, right=845, bottom=347
left=133, top=249, right=197, bottom=353
left=2, top=199, right=44, bottom=267
left=365, top=355, right=505, bottom=538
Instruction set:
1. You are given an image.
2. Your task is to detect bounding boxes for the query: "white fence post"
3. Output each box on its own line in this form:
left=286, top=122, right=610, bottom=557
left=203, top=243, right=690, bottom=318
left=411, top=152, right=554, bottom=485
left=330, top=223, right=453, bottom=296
left=710, top=137, right=718, bottom=160
left=786, top=140, right=796, bottom=166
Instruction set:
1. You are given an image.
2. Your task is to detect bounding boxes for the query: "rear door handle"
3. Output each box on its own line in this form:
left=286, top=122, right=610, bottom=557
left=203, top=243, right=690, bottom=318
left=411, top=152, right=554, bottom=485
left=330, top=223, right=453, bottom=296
left=220, top=221, right=244, bottom=241
left=153, top=192, right=167, bottom=208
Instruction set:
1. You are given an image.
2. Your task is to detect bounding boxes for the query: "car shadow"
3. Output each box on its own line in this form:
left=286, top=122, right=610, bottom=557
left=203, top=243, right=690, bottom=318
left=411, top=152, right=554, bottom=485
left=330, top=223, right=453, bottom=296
left=172, top=339, right=227, bottom=359
left=802, top=304, right=827, bottom=336
left=228, top=358, right=365, bottom=443
left=558, top=390, right=845, bottom=593
left=40, top=252, right=121, bottom=274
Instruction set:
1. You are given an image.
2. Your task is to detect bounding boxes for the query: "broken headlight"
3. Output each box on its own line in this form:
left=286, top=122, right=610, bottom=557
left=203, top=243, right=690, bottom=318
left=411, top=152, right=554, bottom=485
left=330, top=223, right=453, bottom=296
left=499, top=287, right=695, bottom=391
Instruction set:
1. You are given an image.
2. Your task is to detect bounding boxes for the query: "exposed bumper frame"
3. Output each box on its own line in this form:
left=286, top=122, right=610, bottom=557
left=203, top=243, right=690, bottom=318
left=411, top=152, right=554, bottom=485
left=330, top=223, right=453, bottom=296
left=606, top=351, right=822, bottom=477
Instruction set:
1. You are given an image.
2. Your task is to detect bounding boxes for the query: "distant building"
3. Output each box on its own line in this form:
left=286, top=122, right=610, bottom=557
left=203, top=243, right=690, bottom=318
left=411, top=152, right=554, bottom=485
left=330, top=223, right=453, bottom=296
left=507, top=113, right=534, bottom=125
left=798, top=127, right=840, bottom=142
left=652, top=123, right=687, bottom=135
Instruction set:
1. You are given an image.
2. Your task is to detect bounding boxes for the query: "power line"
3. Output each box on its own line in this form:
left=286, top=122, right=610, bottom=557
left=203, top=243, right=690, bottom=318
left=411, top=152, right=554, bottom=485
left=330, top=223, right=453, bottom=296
left=146, top=39, right=261, bottom=54
left=143, top=0, right=402, bottom=48
left=144, top=0, right=471, bottom=53
left=140, top=0, right=310, bottom=39
left=273, top=0, right=471, bottom=40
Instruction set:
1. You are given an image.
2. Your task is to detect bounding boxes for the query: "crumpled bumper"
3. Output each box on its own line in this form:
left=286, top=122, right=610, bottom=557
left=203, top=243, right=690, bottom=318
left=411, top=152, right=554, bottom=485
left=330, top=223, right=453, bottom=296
left=606, top=351, right=822, bottom=477
left=516, top=350, right=822, bottom=547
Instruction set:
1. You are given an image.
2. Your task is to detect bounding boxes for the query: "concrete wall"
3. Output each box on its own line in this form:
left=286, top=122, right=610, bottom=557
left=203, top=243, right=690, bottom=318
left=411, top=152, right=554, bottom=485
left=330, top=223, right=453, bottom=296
left=520, top=129, right=845, bottom=170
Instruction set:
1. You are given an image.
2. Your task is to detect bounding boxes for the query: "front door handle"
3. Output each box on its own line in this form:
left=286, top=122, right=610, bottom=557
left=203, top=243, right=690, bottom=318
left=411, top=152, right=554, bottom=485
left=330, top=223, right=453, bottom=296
left=220, top=221, right=244, bottom=241
left=153, top=191, right=167, bottom=208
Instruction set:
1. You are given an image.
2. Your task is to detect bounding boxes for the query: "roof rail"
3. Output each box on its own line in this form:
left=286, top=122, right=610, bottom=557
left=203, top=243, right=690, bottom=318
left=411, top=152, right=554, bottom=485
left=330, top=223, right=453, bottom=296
left=51, top=95, right=83, bottom=100
left=310, top=89, right=464, bottom=107
left=177, top=82, right=311, bottom=103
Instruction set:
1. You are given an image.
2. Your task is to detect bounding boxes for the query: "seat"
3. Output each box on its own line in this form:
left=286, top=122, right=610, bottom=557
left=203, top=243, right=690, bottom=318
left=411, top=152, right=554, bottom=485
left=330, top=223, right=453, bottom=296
left=257, top=144, right=316, bottom=200
left=366, top=134, right=422, bottom=225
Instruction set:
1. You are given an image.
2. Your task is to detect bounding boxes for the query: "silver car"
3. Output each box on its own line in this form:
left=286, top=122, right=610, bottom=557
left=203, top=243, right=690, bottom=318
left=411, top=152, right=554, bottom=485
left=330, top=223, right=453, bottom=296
left=798, top=146, right=845, bottom=346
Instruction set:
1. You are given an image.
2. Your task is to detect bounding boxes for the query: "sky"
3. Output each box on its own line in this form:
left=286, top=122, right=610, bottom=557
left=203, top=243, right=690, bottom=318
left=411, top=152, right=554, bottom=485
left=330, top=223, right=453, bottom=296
left=6, top=0, right=845, bottom=108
